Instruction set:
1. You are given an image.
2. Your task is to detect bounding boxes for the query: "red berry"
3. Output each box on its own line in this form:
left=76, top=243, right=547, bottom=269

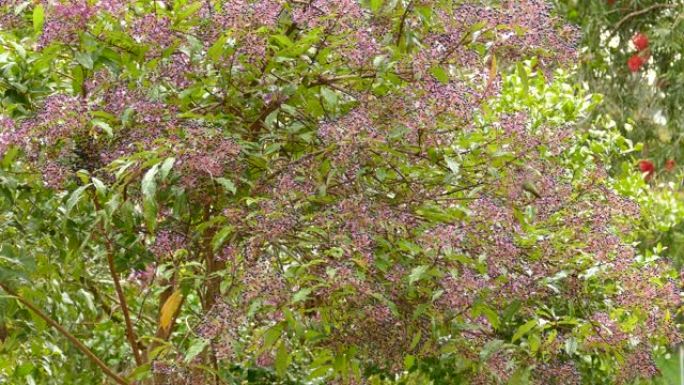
left=665, top=159, right=676, bottom=172
left=632, top=33, right=649, bottom=51
left=628, top=55, right=645, bottom=72
left=638, top=160, right=655, bottom=180
left=607, top=0, right=615, bottom=4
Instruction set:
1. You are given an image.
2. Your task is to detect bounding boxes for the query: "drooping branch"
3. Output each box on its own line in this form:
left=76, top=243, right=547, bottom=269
left=0, top=283, right=130, bottom=385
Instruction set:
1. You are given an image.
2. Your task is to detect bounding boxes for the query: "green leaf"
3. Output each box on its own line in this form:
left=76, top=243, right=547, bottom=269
left=91, top=177, right=107, bottom=197
left=512, top=319, right=537, bottom=342
left=215, top=177, right=236, bottom=194
left=211, top=225, right=234, bottom=252
left=271, top=34, right=293, bottom=47
left=91, top=119, right=113, bottom=137
left=473, top=303, right=500, bottom=329
left=263, top=323, right=284, bottom=348
left=480, top=339, right=505, bottom=360
left=656, top=348, right=684, bottom=385
left=72, top=65, right=85, bottom=95
left=142, top=164, right=159, bottom=232
left=370, top=0, right=383, bottom=13
left=176, top=2, right=203, bottom=22
left=127, top=364, right=151, bottom=381
left=507, top=367, right=531, bottom=385
left=9, top=41, right=26, bottom=58
left=321, top=87, right=338, bottom=107
left=208, top=35, right=227, bottom=62
left=184, top=338, right=209, bottom=363
left=445, top=156, right=460, bottom=174
left=66, top=184, right=91, bottom=213
left=408, top=265, right=430, bottom=285
left=564, top=336, right=578, bottom=355
left=517, top=62, right=528, bottom=95
left=275, top=342, right=290, bottom=376
left=142, top=165, right=159, bottom=201
left=409, top=330, right=422, bottom=350
left=75, top=52, right=94, bottom=70
left=292, top=287, right=312, bottom=303
left=403, top=354, right=415, bottom=370
left=159, top=157, right=175, bottom=180
left=430, top=66, right=449, bottom=84
left=32, top=4, right=44, bottom=34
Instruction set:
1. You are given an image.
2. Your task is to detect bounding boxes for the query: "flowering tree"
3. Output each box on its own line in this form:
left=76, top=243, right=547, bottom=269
left=0, top=1, right=680, bottom=384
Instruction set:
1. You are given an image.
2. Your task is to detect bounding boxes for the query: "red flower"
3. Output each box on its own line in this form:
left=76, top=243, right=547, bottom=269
left=638, top=160, right=655, bottom=180
left=632, top=33, right=649, bottom=51
left=665, top=159, right=676, bottom=172
left=628, top=55, right=645, bottom=72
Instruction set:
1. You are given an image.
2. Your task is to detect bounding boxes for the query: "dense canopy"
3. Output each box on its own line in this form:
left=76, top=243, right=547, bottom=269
left=0, top=1, right=682, bottom=385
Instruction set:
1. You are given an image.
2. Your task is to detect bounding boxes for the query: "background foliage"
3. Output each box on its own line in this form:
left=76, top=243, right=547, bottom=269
left=555, top=0, right=684, bottom=265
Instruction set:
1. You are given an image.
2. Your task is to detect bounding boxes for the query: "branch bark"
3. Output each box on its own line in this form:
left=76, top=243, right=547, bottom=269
left=94, top=197, right=144, bottom=366
left=0, top=283, right=130, bottom=385
left=104, top=239, right=144, bottom=366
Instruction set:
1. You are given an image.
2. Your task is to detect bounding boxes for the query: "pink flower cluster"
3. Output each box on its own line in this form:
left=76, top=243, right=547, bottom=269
left=151, top=230, right=187, bottom=259
left=39, top=1, right=97, bottom=48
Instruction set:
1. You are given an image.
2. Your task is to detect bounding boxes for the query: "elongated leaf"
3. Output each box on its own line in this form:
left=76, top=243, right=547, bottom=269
left=512, top=319, right=537, bottom=342
left=408, top=265, right=430, bottom=285
left=160, top=290, right=183, bottom=331
left=275, top=342, right=290, bottom=376
left=66, top=184, right=91, bottom=213
left=159, top=157, right=175, bottom=180
left=215, top=177, right=236, bottom=194
left=184, top=338, right=209, bottom=363
left=32, top=4, right=44, bottom=34
left=142, top=165, right=159, bottom=231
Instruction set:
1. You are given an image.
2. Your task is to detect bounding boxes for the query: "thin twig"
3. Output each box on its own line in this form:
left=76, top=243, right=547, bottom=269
left=94, top=196, right=144, bottom=366
left=614, top=3, right=677, bottom=31
left=396, top=0, right=415, bottom=47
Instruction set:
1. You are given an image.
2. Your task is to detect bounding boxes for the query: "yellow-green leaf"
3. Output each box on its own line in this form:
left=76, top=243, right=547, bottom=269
left=33, top=4, right=44, bottom=34
left=160, top=290, right=183, bottom=331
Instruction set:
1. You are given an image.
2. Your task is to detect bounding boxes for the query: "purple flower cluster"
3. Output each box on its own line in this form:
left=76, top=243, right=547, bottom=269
left=130, top=14, right=175, bottom=53
left=177, top=129, right=241, bottom=190
left=151, top=230, right=187, bottom=259
left=0, top=117, right=21, bottom=156
left=39, top=1, right=96, bottom=48
left=616, top=349, right=660, bottom=384
left=127, top=264, right=156, bottom=287
left=41, top=159, right=69, bottom=188
left=532, top=361, right=581, bottom=385
left=216, top=0, right=283, bottom=30
left=292, top=0, right=365, bottom=28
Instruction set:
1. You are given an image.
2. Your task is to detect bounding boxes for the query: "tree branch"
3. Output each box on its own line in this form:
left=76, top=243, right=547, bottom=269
left=0, top=283, right=130, bottom=385
left=396, top=0, right=415, bottom=47
left=614, top=3, right=677, bottom=31
left=103, top=238, right=144, bottom=365
left=94, top=197, right=144, bottom=366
